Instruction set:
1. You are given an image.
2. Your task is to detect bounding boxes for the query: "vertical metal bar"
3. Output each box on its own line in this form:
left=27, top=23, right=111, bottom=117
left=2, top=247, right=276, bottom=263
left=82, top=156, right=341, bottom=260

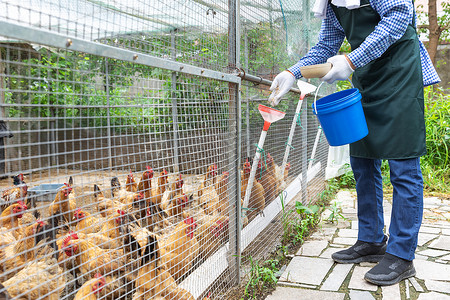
left=171, top=30, right=180, bottom=173
left=244, top=32, right=250, bottom=159
left=302, top=0, right=311, bottom=204
left=105, top=59, right=113, bottom=172
left=0, top=49, right=6, bottom=176
left=228, top=0, right=241, bottom=286
left=48, top=55, right=57, bottom=167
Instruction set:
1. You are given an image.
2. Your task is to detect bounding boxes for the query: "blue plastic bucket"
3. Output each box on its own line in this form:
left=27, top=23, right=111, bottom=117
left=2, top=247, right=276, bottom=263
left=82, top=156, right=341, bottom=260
left=312, top=88, right=368, bottom=146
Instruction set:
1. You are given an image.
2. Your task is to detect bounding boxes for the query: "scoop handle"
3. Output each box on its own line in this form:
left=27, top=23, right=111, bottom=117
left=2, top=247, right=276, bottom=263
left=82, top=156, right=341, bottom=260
left=300, top=63, right=332, bottom=79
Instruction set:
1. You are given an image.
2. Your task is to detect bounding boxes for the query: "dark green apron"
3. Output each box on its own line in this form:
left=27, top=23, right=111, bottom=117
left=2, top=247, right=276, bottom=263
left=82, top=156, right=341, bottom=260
left=331, top=0, right=426, bottom=159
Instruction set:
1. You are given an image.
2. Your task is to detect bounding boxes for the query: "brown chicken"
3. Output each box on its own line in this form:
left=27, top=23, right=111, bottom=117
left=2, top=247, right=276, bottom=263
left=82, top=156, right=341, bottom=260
left=74, top=273, right=107, bottom=300
left=266, top=153, right=290, bottom=193
left=199, top=164, right=219, bottom=215
left=0, top=201, right=28, bottom=240
left=151, top=169, right=170, bottom=207
left=48, top=183, right=75, bottom=224
left=2, top=242, right=66, bottom=300
left=163, top=193, right=189, bottom=220
left=214, top=171, right=230, bottom=215
left=60, top=234, right=128, bottom=281
left=241, top=159, right=265, bottom=220
left=0, top=220, right=54, bottom=281
left=126, top=171, right=138, bottom=193
left=159, top=216, right=200, bottom=281
left=133, top=234, right=194, bottom=300
left=94, top=184, right=134, bottom=218
left=256, top=159, right=278, bottom=204
left=73, top=208, right=103, bottom=235
left=111, top=176, right=137, bottom=205
left=138, top=167, right=169, bottom=231
left=195, top=214, right=229, bottom=260
left=1, top=173, right=28, bottom=213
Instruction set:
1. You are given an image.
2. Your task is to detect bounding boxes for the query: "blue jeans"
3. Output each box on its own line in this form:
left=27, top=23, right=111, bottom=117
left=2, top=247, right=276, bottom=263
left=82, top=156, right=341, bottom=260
left=350, top=156, right=424, bottom=261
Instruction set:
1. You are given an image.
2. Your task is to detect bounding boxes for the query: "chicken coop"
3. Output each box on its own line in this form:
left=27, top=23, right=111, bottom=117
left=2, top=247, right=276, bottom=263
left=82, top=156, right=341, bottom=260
left=0, top=0, right=341, bottom=299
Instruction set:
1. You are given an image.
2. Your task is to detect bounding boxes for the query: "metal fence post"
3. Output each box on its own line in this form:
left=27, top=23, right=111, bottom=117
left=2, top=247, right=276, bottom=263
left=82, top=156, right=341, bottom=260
left=228, top=0, right=241, bottom=286
left=301, top=0, right=310, bottom=204
left=105, top=59, right=113, bottom=171
left=171, top=29, right=180, bottom=173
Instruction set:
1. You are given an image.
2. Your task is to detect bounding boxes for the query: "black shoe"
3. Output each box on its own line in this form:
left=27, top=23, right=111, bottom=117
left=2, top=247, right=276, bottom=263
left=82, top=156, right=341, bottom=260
left=364, top=253, right=416, bottom=286
left=331, top=235, right=387, bottom=264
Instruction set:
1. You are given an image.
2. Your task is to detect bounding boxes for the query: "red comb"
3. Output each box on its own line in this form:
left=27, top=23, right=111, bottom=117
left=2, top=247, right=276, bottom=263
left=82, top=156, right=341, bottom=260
left=75, top=208, right=82, bottom=213
left=117, top=210, right=125, bottom=216
left=68, top=231, right=79, bottom=240
left=184, top=216, right=195, bottom=225
left=17, top=201, right=27, bottom=209
left=62, top=235, right=72, bottom=248
left=37, top=219, right=46, bottom=226
left=94, top=273, right=103, bottom=279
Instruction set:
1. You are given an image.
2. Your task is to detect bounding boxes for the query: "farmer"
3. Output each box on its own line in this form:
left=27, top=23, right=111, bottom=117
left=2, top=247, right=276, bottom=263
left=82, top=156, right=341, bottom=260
left=268, top=0, right=440, bottom=286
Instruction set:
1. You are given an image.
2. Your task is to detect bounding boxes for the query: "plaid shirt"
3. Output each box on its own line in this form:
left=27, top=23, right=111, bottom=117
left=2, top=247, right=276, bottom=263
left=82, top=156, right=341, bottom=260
left=288, top=0, right=440, bottom=86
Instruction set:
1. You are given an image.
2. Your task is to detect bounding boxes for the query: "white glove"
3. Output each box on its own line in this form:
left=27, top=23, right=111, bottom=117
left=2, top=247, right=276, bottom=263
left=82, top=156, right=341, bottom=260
left=321, top=55, right=354, bottom=84
left=268, top=70, right=296, bottom=106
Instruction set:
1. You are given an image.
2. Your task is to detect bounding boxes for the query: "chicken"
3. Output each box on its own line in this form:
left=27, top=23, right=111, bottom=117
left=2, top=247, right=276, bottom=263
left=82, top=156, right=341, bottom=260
left=74, top=273, right=106, bottom=300
left=138, top=167, right=169, bottom=231
left=60, top=234, right=128, bottom=281
left=94, top=184, right=134, bottom=218
left=83, top=210, right=128, bottom=249
left=0, top=173, right=28, bottom=213
left=126, top=171, right=138, bottom=193
left=256, top=159, right=278, bottom=204
left=195, top=214, right=229, bottom=260
left=164, top=193, right=189, bottom=220
left=214, top=171, right=230, bottom=215
left=213, top=171, right=248, bottom=226
left=133, top=234, right=194, bottom=300
left=241, top=159, right=265, bottom=220
left=48, top=183, right=75, bottom=224
left=199, top=164, right=219, bottom=215
left=2, top=243, right=66, bottom=300
left=111, top=176, right=136, bottom=205
left=151, top=169, right=170, bottom=207
left=159, top=217, right=200, bottom=281
left=0, top=201, right=27, bottom=240
left=266, top=153, right=290, bottom=193
left=0, top=220, right=53, bottom=281
left=73, top=209, right=103, bottom=235
left=68, top=175, right=77, bottom=206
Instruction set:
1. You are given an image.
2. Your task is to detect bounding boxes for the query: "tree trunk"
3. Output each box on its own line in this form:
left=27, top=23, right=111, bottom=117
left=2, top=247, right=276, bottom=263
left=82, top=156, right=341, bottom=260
left=427, top=0, right=442, bottom=65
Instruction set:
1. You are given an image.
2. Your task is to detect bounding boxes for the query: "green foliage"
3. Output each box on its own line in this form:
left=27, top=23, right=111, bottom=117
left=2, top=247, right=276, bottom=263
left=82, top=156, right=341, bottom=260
left=280, top=188, right=322, bottom=245
left=421, top=85, right=450, bottom=192
left=336, top=164, right=356, bottom=188
left=416, top=2, right=450, bottom=43
left=326, top=201, right=348, bottom=224
left=243, top=256, right=279, bottom=299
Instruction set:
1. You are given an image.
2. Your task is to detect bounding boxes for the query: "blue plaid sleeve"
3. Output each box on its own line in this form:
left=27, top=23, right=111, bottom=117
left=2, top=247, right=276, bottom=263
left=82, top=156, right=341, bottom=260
left=288, top=5, right=345, bottom=78
left=288, top=0, right=440, bottom=86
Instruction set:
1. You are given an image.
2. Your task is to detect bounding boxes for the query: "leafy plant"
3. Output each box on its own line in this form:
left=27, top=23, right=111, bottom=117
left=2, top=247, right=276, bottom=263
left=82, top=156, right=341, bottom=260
left=243, top=256, right=278, bottom=299
left=326, top=201, right=347, bottom=224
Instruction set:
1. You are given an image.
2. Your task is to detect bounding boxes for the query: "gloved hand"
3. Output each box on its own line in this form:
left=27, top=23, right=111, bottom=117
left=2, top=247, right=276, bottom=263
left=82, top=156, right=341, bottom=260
left=320, top=55, right=354, bottom=84
left=268, top=70, right=296, bottom=106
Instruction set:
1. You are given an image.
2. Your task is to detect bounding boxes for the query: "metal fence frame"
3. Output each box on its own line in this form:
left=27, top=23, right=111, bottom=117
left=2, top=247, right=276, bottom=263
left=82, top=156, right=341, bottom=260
left=0, top=0, right=329, bottom=298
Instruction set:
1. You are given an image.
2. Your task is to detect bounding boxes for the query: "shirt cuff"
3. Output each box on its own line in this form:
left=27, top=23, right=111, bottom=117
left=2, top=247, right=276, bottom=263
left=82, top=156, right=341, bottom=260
left=287, top=63, right=303, bottom=79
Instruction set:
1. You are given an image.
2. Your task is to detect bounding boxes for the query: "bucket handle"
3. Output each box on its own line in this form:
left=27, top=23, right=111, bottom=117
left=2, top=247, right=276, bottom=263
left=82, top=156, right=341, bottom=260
left=313, top=77, right=354, bottom=115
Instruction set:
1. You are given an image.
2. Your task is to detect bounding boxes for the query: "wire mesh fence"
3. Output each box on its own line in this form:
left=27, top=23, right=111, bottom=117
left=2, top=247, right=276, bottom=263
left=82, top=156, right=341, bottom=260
left=0, top=0, right=333, bottom=299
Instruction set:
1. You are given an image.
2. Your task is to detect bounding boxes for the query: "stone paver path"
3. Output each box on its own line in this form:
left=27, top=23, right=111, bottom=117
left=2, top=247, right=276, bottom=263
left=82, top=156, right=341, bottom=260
left=265, top=190, right=450, bottom=299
